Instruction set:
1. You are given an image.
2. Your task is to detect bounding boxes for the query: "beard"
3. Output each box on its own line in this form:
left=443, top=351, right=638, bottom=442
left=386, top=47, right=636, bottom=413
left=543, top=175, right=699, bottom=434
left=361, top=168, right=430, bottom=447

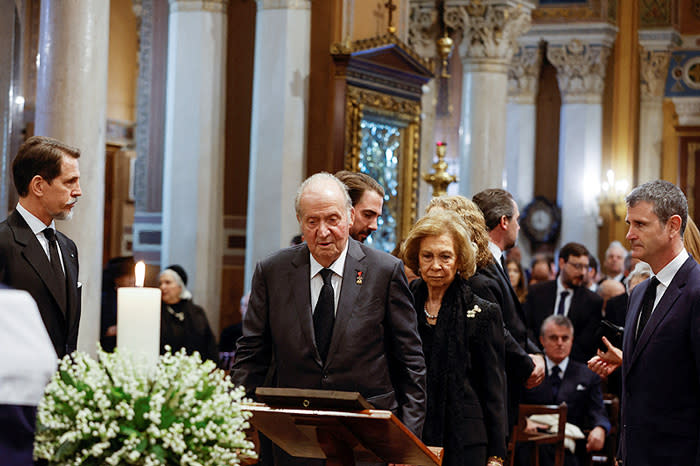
left=52, top=198, right=77, bottom=221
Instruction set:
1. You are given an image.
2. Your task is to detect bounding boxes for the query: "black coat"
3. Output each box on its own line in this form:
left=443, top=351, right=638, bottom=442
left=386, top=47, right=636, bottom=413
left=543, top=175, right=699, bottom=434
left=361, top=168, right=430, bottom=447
left=469, top=262, right=538, bottom=429
left=411, top=277, right=507, bottom=464
left=524, top=281, right=603, bottom=363
left=160, top=299, right=218, bottom=362
left=0, top=210, right=80, bottom=358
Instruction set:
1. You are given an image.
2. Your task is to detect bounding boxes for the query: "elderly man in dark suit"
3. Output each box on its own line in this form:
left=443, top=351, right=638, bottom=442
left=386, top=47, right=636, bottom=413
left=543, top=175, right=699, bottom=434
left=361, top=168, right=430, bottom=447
left=518, top=315, right=609, bottom=466
left=524, top=242, right=603, bottom=363
left=232, top=173, right=426, bottom=465
left=589, top=180, right=700, bottom=465
left=0, top=136, right=82, bottom=358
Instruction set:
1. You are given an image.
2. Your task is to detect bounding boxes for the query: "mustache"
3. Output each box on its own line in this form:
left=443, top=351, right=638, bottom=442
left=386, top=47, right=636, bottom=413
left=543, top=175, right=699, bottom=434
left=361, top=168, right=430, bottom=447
left=66, top=197, right=78, bottom=207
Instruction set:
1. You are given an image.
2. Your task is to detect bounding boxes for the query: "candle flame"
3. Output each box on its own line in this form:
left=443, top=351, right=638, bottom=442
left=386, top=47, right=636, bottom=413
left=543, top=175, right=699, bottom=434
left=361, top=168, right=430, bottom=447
left=135, top=261, right=146, bottom=287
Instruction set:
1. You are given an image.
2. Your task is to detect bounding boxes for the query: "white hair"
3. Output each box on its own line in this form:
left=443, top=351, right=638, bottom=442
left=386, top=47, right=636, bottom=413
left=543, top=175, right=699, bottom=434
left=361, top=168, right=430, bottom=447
left=294, top=172, right=353, bottom=221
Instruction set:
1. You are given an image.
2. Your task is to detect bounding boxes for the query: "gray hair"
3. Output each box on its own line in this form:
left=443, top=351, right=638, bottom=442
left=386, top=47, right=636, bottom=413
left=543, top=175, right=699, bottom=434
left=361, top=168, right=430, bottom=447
left=606, top=240, right=627, bottom=258
left=625, top=261, right=653, bottom=294
left=159, top=269, right=192, bottom=301
left=294, top=172, right=353, bottom=220
left=540, top=314, right=574, bottom=336
left=626, top=180, right=688, bottom=236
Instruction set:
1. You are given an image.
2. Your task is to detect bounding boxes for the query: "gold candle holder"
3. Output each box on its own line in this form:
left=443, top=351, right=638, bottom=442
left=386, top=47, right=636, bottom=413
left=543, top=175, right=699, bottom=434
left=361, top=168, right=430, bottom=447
left=423, top=142, right=457, bottom=197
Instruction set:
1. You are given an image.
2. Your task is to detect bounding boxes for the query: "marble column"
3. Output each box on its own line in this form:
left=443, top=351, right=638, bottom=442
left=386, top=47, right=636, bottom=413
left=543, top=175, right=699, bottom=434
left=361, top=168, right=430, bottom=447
left=546, top=30, right=615, bottom=253
left=0, top=1, right=18, bottom=219
left=506, top=42, right=541, bottom=206
left=161, top=0, right=228, bottom=333
left=35, top=0, right=110, bottom=354
left=408, top=1, right=440, bottom=214
left=445, top=0, right=534, bottom=196
left=244, top=0, right=310, bottom=291
left=638, top=29, right=679, bottom=183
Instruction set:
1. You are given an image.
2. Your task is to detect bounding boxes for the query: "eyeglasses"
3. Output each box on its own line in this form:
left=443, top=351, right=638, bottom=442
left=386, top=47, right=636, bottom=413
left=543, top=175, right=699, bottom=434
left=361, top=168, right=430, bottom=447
left=566, top=262, right=589, bottom=271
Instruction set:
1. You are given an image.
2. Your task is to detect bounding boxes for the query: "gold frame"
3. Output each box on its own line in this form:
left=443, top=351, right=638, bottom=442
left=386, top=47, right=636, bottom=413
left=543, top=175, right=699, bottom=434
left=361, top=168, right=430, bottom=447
left=343, top=85, right=421, bottom=243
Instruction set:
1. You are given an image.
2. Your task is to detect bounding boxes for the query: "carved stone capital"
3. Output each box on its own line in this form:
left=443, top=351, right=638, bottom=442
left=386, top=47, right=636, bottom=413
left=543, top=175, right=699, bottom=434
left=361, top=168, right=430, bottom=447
left=408, top=3, right=439, bottom=59
left=169, top=0, right=229, bottom=13
left=547, top=39, right=611, bottom=104
left=508, top=45, right=542, bottom=102
left=640, top=49, right=671, bottom=99
left=255, top=0, right=310, bottom=10
left=446, top=0, right=534, bottom=67
left=672, top=97, right=700, bottom=126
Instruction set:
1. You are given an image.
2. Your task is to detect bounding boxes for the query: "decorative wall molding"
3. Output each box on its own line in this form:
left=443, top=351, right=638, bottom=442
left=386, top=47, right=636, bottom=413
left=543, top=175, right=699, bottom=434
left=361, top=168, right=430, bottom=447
left=255, top=0, right=310, bottom=10
left=508, top=44, right=542, bottom=102
left=169, top=0, right=229, bottom=13
left=408, top=3, right=439, bottom=59
left=672, top=97, right=700, bottom=126
left=547, top=39, right=611, bottom=104
left=640, top=49, right=671, bottom=99
left=445, top=0, right=534, bottom=65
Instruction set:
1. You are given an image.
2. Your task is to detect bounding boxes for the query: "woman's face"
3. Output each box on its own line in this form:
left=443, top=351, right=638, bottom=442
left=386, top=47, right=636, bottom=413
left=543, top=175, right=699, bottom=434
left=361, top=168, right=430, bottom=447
left=159, top=274, right=182, bottom=305
left=507, top=262, right=521, bottom=288
left=418, top=234, right=458, bottom=291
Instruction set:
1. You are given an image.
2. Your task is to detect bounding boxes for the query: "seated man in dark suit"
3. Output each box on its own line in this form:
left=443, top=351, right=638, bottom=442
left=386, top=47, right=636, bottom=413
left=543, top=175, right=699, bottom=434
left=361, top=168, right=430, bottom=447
left=518, top=315, right=610, bottom=466
left=0, top=285, right=57, bottom=466
left=524, top=242, right=603, bottom=362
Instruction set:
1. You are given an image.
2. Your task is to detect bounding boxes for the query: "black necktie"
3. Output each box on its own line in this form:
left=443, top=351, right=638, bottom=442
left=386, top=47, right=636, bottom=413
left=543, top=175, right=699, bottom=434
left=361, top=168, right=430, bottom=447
left=550, top=365, right=562, bottom=399
left=314, top=268, right=335, bottom=362
left=556, top=290, right=569, bottom=315
left=500, top=254, right=507, bottom=272
left=43, top=228, right=66, bottom=310
left=636, top=276, right=660, bottom=341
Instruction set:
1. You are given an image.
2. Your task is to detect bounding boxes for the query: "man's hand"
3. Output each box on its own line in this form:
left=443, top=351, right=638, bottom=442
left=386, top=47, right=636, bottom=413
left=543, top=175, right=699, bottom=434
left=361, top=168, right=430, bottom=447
left=523, top=417, right=549, bottom=434
left=525, top=353, right=545, bottom=388
left=587, top=336, right=622, bottom=378
left=586, top=426, right=606, bottom=452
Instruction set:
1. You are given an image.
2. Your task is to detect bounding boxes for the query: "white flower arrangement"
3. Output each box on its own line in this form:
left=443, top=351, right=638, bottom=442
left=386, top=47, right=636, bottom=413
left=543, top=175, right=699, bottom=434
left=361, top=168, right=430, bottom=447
left=34, top=346, right=256, bottom=465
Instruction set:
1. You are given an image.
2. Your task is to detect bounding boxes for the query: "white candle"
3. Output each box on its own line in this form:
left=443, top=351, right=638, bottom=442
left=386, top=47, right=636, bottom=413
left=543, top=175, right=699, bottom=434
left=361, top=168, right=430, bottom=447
left=117, top=262, right=161, bottom=366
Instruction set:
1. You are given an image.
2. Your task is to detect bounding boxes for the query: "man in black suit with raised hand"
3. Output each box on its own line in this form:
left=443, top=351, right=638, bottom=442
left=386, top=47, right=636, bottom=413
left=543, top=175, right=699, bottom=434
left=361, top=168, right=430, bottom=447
left=0, top=136, right=82, bottom=358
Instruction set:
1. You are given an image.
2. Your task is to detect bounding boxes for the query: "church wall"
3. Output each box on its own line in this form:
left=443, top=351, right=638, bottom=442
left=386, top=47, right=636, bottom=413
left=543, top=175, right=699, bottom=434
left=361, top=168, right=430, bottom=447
left=107, top=1, right=138, bottom=123
left=534, top=56, right=561, bottom=205
left=221, top=0, right=256, bottom=330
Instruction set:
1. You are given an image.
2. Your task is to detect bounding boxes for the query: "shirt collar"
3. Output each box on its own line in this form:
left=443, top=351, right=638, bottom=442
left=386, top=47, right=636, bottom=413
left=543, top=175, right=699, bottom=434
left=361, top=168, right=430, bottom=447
left=545, top=355, right=569, bottom=376
left=488, top=241, right=503, bottom=267
left=654, top=248, right=689, bottom=289
left=310, top=239, right=349, bottom=279
left=15, top=202, right=55, bottom=235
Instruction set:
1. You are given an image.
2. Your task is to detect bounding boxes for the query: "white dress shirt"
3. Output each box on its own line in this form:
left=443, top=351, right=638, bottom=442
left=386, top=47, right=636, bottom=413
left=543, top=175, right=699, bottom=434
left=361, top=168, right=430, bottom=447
left=635, top=248, right=689, bottom=334
left=309, top=240, right=349, bottom=314
left=545, top=355, right=569, bottom=378
left=15, top=202, right=65, bottom=273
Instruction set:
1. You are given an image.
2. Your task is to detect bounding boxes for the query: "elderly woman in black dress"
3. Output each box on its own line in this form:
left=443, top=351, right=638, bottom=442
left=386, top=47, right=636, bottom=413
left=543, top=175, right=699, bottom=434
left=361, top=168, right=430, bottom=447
left=401, top=210, right=506, bottom=466
left=159, top=264, right=218, bottom=362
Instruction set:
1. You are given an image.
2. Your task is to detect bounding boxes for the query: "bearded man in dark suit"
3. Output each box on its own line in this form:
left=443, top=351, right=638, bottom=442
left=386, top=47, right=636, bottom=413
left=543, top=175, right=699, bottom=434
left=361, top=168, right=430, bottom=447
left=0, top=136, right=82, bottom=358
left=524, top=242, right=603, bottom=363
left=232, top=173, right=426, bottom=465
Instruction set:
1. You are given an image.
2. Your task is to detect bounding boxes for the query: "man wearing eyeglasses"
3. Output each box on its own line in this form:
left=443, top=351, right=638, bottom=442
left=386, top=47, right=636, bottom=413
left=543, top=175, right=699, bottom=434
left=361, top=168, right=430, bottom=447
left=524, top=242, right=603, bottom=362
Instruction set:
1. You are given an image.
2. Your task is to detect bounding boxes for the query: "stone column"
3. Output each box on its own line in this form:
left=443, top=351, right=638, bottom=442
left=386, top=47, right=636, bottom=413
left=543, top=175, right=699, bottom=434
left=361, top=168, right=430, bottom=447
left=35, top=0, right=110, bottom=354
left=408, top=1, right=439, bottom=214
left=161, top=0, right=228, bottom=333
left=445, top=0, right=534, bottom=196
left=638, top=29, right=679, bottom=183
left=244, top=0, right=310, bottom=291
left=0, top=1, right=19, bottom=218
left=546, top=29, right=615, bottom=253
left=506, top=41, right=541, bottom=205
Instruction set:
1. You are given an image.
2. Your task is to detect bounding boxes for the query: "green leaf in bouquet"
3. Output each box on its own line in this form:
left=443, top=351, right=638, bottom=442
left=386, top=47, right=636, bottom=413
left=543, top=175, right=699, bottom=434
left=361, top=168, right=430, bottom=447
left=54, top=400, right=75, bottom=418
left=109, top=385, right=131, bottom=402
left=160, top=405, right=177, bottom=429
left=195, top=384, right=215, bottom=401
left=133, top=396, right=151, bottom=430
left=59, top=368, right=76, bottom=387
left=119, top=424, right=140, bottom=437
left=54, top=439, right=79, bottom=461
left=149, top=443, right=167, bottom=461
left=135, top=436, right=148, bottom=453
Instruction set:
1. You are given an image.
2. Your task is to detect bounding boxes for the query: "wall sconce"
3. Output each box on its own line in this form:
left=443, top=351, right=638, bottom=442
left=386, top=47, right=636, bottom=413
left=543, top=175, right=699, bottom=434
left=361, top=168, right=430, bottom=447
left=598, top=169, right=629, bottom=220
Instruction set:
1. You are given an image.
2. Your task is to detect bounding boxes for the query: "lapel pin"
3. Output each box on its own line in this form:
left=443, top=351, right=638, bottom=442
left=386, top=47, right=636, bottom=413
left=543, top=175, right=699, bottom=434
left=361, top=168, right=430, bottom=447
left=356, top=271, right=363, bottom=285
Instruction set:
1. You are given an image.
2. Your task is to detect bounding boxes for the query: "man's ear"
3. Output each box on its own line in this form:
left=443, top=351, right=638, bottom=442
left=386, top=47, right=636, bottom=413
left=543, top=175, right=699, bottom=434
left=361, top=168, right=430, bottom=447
left=668, top=214, right=682, bottom=238
left=29, top=175, right=45, bottom=197
left=539, top=334, right=546, bottom=348
left=348, top=206, right=355, bottom=226
left=499, top=215, right=508, bottom=231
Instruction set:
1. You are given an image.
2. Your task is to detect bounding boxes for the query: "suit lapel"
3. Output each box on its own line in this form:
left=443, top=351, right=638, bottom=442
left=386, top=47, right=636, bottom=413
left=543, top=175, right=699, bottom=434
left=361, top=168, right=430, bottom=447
left=557, top=363, right=577, bottom=403
left=9, top=211, right=68, bottom=316
left=290, top=245, right=321, bottom=365
left=627, top=258, right=693, bottom=370
left=489, top=262, right=528, bottom=323
left=325, top=239, right=366, bottom=366
left=57, top=232, right=78, bottom=317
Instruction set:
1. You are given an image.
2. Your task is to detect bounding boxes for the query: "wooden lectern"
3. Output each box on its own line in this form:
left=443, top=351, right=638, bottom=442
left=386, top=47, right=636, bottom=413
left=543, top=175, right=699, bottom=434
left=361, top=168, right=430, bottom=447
left=243, top=388, right=443, bottom=466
